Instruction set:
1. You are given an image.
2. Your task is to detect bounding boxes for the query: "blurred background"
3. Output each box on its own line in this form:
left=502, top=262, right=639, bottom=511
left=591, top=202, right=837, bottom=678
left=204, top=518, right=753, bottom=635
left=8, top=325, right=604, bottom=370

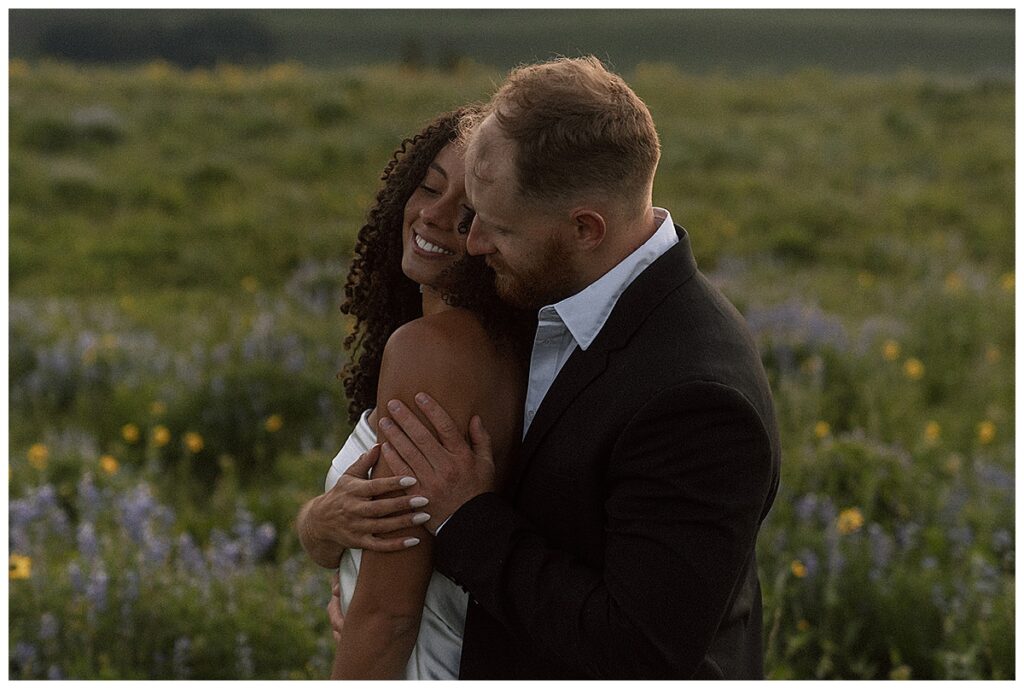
left=8, top=8, right=1014, bottom=680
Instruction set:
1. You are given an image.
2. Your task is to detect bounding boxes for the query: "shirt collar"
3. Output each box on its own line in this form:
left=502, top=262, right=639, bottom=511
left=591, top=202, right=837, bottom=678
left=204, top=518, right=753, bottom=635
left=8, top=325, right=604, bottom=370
left=543, top=208, right=678, bottom=350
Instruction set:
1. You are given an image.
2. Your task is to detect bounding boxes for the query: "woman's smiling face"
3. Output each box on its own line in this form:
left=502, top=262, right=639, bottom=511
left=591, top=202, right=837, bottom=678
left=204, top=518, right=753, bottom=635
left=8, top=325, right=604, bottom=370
left=400, top=143, right=474, bottom=290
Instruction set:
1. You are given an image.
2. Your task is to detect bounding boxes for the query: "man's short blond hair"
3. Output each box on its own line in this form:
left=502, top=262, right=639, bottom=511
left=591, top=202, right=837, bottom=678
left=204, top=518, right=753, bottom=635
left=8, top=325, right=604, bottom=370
left=472, top=56, right=660, bottom=214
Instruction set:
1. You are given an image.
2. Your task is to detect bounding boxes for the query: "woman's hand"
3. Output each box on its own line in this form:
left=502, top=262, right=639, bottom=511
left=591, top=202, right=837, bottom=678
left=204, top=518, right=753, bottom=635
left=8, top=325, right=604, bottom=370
left=305, top=444, right=430, bottom=555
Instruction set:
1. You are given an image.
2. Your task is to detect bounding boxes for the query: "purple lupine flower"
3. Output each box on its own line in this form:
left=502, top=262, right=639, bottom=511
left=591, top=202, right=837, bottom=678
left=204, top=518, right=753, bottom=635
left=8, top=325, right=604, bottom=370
left=39, top=612, right=58, bottom=641
left=76, top=522, right=98, bottom=561
left=176, top=533, right=207, bottom=577
left=254, top=523, right=276, bottom=560
left=896, top=522, right=920, bottom=551
left=795, top=494, right=818, bottom=521
left=12, top=641, right=37, bottom=672
left=85, top=564, right=109, bottom=614
left=922, top=556, right=938, bottom=570
left=868, top=523, right=895, bottom=570
left=797, top=549, right=820, bottom=579
left=141, top=525, right=172, bottom=568
left=236, top=633, right=255, bottom=679
left=47, top=665, right=63, bottom=680
left=67, top=560, right=85, bottom=595
left=172, top=637, right=192, bottom=679
left=991, top=529, right=1012, bottom=553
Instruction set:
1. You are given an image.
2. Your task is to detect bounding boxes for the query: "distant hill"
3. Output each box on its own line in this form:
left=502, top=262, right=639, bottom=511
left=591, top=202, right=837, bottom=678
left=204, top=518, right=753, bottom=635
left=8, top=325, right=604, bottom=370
left=9, top=8, right=1015, bottom=76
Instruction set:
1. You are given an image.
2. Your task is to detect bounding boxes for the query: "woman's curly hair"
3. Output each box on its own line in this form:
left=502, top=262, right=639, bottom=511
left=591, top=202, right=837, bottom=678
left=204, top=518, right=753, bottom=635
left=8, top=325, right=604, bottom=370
left=339, top=106, right=536, bottom=423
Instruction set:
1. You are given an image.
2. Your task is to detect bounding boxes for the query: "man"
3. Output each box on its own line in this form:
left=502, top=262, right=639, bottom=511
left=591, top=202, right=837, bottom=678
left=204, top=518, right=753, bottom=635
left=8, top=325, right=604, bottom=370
left=370, top=56, right=780, bottom=679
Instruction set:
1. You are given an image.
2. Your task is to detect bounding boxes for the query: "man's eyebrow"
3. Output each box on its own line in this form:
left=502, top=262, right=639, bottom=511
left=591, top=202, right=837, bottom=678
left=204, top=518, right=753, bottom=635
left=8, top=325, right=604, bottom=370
left=428, top=162, right=448, bottom=178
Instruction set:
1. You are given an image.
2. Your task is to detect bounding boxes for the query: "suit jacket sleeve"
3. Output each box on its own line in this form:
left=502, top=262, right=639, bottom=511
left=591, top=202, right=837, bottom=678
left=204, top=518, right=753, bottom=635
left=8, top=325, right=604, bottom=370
left=433, top=380, right=775, bottom=678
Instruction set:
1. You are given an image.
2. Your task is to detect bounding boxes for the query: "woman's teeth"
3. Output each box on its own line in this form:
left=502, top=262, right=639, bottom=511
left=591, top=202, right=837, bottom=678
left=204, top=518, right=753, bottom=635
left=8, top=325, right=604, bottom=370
left=415, top=233, right=454, bottom=256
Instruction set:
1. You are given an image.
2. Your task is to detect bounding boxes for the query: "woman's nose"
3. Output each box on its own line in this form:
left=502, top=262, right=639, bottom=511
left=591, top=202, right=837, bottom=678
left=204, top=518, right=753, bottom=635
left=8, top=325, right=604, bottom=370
left=420, top=196, right=455, bottom=229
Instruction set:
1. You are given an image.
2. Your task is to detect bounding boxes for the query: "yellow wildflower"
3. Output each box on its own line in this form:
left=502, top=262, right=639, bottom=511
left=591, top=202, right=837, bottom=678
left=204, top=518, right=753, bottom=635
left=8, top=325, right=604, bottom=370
left=882, top=340, right=900, bottom=361
left=184, top=432, right=205, bottom=454
left=814, top=421, right=830, bottom=439
left=857, top=272, right=874, bottom=288
left=837, top=507, right=864, bottom=535
left=121, top=423, right=141, bottom=444
left=924, top=421, right=941, bottom=444
left=889, top=665, right=912, bottom=680
left=241, top=276, right=259, bottom=293
left=945, top=454, right=962, bottom=475
left=150, top=400, right=167, bottom=416
left=985, top=345, right=1001, bottom=364
left=903, top=358, right=924, bottom=381
left=101, top=333, right=118, bottom=349
left=977, top=421, right=996, bottom=445
left=9, top=554, right=31, bottom=580
left=944, top=273, right=963, bottom=294
left=790, top=560, right=807, bottom=578
left=118, top=295, right=135, bottom=311
left=100, top=455, right=119, bottom=475
left=152, top=425, right=171, bottom=447
left=27, top=443, right=49, bottom=470
left=265, top=414, right=284, bottom=433
left=796, top=619, right=811, bottom=632
left=1000, top=272, right=1014, bottom=292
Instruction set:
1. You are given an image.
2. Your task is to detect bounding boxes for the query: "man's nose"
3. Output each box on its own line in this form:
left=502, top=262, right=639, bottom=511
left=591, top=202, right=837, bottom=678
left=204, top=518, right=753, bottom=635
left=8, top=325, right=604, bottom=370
left=465, top=219, right=494, bottom=256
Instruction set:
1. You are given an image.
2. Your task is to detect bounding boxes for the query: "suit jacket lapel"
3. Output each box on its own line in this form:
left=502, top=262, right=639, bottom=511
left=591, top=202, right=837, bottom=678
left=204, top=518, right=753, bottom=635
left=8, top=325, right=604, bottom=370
left=506, top=225, right=699, bottom=496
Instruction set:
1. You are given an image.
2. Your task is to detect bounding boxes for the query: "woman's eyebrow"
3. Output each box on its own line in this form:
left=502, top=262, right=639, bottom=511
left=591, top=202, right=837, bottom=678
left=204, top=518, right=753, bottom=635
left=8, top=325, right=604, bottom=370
left=428, top=162, right=448, bottom=179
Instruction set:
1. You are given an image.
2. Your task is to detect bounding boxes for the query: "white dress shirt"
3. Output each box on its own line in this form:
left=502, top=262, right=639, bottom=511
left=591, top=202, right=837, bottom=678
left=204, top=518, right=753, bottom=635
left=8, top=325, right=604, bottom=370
left=522, top=207, right=678, bottom=436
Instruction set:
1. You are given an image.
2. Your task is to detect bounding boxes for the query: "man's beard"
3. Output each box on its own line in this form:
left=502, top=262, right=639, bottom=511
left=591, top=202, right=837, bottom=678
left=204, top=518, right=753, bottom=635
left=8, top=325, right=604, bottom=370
left=490, top=237, right=577, bottom=310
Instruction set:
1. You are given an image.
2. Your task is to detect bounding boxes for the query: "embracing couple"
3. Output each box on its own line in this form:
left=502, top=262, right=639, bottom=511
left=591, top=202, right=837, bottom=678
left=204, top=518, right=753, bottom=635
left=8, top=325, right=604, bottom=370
left=296, top=56, right=781, bottom=680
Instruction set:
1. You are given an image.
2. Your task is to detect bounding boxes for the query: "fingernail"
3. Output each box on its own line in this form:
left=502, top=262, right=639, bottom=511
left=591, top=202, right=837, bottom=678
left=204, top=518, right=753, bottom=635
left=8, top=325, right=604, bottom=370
left=415, top=392, right=429, bottom=405
left=403, top=538, right=421, bottom=547
left=379, top=417, right=392, bottom=429
left=409, top=496, right=429, bottom=508
left=399, top=476, right=417, bottom=487
left=411, top=512, right=431, bottom=525
left=387, top=399, right=400, bottom=412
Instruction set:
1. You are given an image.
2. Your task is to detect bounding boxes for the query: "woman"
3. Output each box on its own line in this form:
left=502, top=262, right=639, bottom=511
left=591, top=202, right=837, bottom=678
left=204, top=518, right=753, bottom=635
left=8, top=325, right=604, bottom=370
left=296, top=107, right=535, bottom=679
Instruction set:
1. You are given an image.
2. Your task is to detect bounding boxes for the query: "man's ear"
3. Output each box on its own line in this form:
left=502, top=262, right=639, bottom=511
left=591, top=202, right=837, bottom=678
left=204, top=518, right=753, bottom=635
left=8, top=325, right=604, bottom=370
left=570, top=209, right=606, bottom=251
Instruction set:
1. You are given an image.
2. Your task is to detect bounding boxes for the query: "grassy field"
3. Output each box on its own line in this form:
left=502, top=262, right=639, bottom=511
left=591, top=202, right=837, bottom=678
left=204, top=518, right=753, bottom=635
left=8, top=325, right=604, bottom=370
left=8, top=59, right=1015, bottom=679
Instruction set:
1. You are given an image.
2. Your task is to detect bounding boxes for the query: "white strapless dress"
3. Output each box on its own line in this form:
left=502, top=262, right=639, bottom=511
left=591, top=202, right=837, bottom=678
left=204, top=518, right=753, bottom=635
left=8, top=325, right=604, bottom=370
left=325, top=409, right=467, bottom=680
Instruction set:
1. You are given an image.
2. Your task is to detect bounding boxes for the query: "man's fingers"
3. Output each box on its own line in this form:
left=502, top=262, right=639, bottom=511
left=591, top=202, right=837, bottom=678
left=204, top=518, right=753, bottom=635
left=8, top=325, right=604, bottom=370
left=382, top=400, right=442, bottom=467
left=379, top=418, right=435, bottom=475
left=343, top=443, right=380, bottom=478
left=468, top=415, right=493, bottom=461
left=379, top=441, right=416, bottom=482
left=414, top=392, right=465, bottom=452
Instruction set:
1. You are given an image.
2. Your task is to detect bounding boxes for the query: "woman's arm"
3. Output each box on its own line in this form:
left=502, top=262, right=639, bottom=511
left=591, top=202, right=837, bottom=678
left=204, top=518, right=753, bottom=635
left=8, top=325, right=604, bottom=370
left=330, top=317, right=487, bottom=679
left=297, top=443, right=438, bottom=569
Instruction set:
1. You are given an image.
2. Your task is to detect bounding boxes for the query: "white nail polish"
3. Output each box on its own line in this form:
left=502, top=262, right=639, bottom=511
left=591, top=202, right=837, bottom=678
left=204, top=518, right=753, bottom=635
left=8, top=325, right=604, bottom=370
left=399, top=476, right=417, bottom=487
left=409, top=496, right=429, bottom=508
left=411, top=512, right=430, bottom=525
left=403, top=538, right=421, bottom=547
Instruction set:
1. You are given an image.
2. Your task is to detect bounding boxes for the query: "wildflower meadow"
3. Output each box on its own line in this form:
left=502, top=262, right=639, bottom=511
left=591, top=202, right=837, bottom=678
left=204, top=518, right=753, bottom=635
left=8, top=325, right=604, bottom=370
left=8, top=59, right=1014, bottom=679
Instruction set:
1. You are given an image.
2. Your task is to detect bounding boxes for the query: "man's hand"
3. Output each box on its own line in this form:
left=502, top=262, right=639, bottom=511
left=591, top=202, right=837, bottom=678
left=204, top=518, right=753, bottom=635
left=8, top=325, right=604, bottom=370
left=327, top=573, right=344, bottom=642
left=314, top=444, right=430, bottom=551
left=377, top=393, right=496, bottom=533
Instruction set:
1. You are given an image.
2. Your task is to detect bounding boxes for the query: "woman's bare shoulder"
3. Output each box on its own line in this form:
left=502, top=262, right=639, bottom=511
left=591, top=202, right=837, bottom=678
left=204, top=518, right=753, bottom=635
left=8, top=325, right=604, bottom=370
left=384, top=309, right=500, bottom=374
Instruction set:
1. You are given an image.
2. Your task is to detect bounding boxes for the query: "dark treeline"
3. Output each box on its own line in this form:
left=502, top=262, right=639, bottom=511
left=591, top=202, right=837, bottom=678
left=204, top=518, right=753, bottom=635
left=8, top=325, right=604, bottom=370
left=9, top=8, right=1015, bottom=75
left=22, top=11, right=275, bottom=68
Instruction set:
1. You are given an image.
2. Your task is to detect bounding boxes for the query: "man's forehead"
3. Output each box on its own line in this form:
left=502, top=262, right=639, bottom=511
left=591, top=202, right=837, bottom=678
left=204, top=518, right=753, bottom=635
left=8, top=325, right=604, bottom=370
left=467, top=116, right=514, bottom=185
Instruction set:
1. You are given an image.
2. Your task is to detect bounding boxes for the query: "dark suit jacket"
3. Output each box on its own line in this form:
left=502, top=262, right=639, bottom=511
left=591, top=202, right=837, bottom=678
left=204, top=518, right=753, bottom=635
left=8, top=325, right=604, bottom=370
left=434, top=226, right=781, bottom=679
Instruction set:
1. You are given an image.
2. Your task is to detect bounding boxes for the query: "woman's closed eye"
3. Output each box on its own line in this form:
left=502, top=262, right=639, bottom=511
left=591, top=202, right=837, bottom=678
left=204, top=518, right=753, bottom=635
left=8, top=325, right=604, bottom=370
left=419, top=183, right=441, bottom=196
left=457, top=206, right=475, bottom=235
